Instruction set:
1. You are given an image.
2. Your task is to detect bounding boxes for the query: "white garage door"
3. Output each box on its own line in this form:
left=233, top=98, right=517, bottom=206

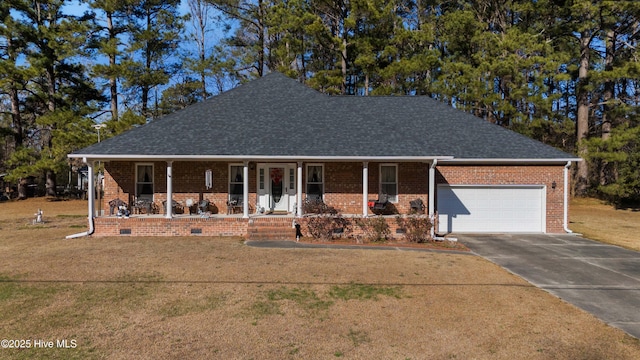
left=437, top=185, right=545, bottom=233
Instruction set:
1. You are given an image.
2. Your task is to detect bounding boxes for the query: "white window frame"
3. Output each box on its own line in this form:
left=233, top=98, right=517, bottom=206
left=229, top=164, right=244, bottom=201
left=305, top=164, right=324, bottom=201
left=258, top=167, right=265, bottom=191
left=135, top=163, right=154, bottom=200
left=379, top=163, right=398, bottom=203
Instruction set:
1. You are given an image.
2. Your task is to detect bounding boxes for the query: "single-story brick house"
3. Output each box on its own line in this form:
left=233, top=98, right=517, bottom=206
left=68, top=72, right=580, bottom=239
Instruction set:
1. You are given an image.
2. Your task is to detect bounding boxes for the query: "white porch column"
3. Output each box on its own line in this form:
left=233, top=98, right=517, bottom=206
left=88, top=161, right=96, bottom=218
left=166, top=161, right=173, bottom=219
left=428, top=159, right=437, bottom=217
left=243, top=161, right=249, bottom=218
left=362, top=162, right=369, bottom=217
left=297, top=162, right=303, bottom=217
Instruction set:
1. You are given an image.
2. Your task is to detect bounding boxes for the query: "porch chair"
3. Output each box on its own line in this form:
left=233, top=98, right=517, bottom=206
left=132, top=197, right=154, bottom=215
left=162, top=199, right=183, bottom=215
left=185, top=199, right=197, bottom=215
left=409, top=198, right=425, bottom=214
left=108, top=198, right=127, bottom=216
left=198, top=199, right=210, bottom=217
left=226, top=194, right=243, bottom=214
left=372, top=193, right=389, bottom=211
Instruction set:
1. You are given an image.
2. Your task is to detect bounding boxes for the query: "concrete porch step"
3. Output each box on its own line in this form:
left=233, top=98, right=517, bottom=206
left=247, top=217, right=296, bottom=240
left=247, top=228, right=296, bottom=240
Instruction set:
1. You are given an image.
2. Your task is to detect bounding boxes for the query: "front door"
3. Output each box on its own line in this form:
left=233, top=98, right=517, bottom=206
left=257, top=164, right=296, bottom=213
left=270, top=167, right=287, bottom=211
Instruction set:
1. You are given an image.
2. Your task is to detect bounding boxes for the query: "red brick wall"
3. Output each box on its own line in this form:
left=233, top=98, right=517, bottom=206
left=103, top=161, right=432, bottom=216
left=99, top=161, right=567, bottom=235
left=94, top=216, right=248, bottom=237
left=104, top=161, right=258, bottom=215
left=321, top=162, right=429, bottom=215
left=436, top=165, right=566, bottom=233
left=322, top=162, right=363, bottom=214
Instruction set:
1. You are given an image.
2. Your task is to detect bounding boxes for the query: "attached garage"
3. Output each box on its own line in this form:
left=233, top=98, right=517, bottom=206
left=437, top=185, right=546, bottom=233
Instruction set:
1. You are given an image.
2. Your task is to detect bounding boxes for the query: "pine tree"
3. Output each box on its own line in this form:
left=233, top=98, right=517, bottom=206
left=0, top=0, right=31, bottom=149
left=122, top=0, right=185, bottom=120
left=4, top=0, right=103, bottom=197
left=206, top=0, right=270, bottom=79
left=90, top=0, right=131, bottom=122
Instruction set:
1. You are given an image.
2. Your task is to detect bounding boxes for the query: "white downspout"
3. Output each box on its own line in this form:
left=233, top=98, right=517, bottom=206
left=362, top=162, right=369, bottom=217
left=563, top=161, right=573, bottom=233
left=166, top=161, right=173, bottom=219
left=429, top=159, right=437, bottom=239
left=66, top=160, right=95, bottom=239
left=297, top=162, right=303, bottom=217
left=428, top=159, right=456, bottom=242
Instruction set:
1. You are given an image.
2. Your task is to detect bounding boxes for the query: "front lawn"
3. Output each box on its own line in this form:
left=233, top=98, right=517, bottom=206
left=0, top=197, right=639, bottom=359
left=570, top=197, right=640, bottom=251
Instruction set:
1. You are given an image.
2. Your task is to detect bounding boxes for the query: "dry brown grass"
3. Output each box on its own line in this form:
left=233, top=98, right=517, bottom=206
left=570, top=197, right=640, bottom=251
left=1, top=197, right=640, bottom=359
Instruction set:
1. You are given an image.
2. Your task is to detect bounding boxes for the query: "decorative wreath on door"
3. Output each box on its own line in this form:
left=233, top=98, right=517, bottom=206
left=270, top=168, right=283, bottom=185
left=270, top=168, right=283, bottom=203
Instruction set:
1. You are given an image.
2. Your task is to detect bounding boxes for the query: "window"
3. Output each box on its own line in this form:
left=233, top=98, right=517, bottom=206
left=136, top=164, right=154, bottom=200
left=380, top=164, right=397, bottom=202
left=306, top=165, right=323, bottom=201
left=289, top=168, right=295, bottom=191
left=229, top=165, right=243, bottom=202
left=259, top=168, right=265, bottom=190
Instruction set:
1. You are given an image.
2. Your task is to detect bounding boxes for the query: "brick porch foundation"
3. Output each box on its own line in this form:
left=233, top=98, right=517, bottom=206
left=90, top=214, right=423, bottom=240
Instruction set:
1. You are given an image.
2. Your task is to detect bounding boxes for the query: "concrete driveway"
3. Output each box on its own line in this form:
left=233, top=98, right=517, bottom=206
left=458, top=234, right=640, bottom=339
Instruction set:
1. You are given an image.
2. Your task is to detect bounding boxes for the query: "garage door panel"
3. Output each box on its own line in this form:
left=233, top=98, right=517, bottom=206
left=438, top=186, right=545, bottom=233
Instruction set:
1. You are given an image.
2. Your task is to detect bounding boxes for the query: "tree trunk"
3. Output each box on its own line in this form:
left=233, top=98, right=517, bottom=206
left=44, top=57, right=58, bottom=195
left=341, top=35, right=347, bottom=95
left=107, top=10, right=118, bottom=121
left=188, top=0, right=209, bottom=97
left=7, top=37, right=23, bottom=148
left=257, top=0, right=265, bottom=77
left=600, top=29, right=616, bottom=186
left=9, top=80, right=23, bottom=148
left=141, top=8, right=152, bottom=118
left=45, top=170, right=57, bottom=197
left=575, top=30, right=591, bottom=196
left=18, top=178, right=28, bottom=200
left=364, top=73, right=369, bottom=96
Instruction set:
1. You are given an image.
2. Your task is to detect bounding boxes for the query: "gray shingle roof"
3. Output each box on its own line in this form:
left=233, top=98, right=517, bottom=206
left=72, top=72, right=578, bottom=161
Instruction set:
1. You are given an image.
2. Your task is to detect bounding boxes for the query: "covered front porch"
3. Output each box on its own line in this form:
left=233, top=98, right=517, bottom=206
left=75, top=158, right=446, bottom=238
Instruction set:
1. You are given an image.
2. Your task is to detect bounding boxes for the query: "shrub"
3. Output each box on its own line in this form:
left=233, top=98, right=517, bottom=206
left=301, top=198, right=338, bottom=215
left=355, top=216, right=391, bottom=243
left=303, top=199, right=352, bottom=241
left=306, top=215, right=352, bottom=241
left=395, top=215, right=432, bottom=243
